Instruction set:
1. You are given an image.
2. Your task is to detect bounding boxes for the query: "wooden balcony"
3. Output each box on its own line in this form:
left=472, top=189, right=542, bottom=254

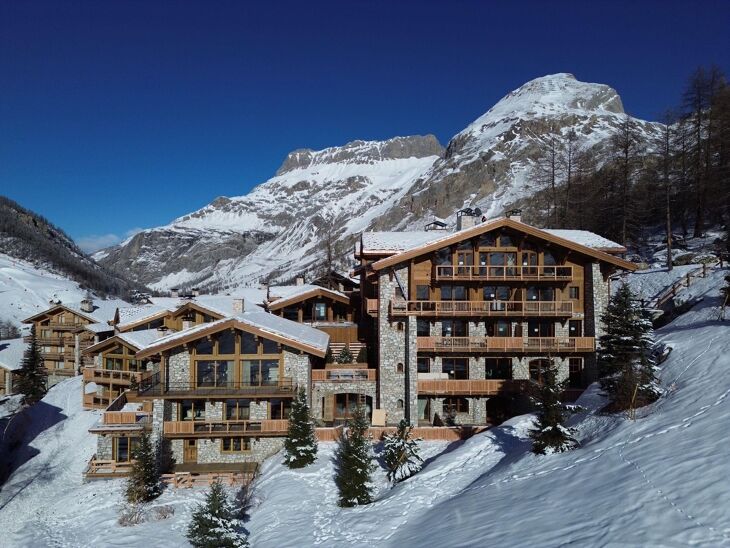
left=416, top=336, right=595, bottom=353
left=417, top=378, right=527, bottom=396
left=45, top=322, right=86, bottom=330
left=82, top=368, right=153, bottom=385
left=83, top=392, right=113, bottom=408
left=392, top=300, right=574, bottom=317
left=162, top=419, right=289, bottom=438
left=84, top=454, right=134, bottom=479
left=435, top=265, right=574, bottom=281
left=312, top=367, right=377, bottom=382
left=366, top=298, right=379, bottom=317
left=138, top=375, right=296, bottom=399
left=24, top=336, right=70, bottom=345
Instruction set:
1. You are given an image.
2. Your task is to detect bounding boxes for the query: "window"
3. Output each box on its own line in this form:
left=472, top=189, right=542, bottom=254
left=241, top=332, right=258, bottom=354
left=222, top=437, right=251, bottom=452
left=283, top=307, right=299, bottom=321
left=499, top=233, right=514, bottom=247
left=396, top=362, right=404, bottom=373
left=441, top=285, right=466, bottom=301
left=194, top=338, right=214, bottom=354
left=569, top=286, right=580, bottom=300
left=442, top=358, right=468, bottom=380
left=569, top=358, right=584, bottom=388
left=443, top=396, right=469, bottom=413
left=261, top=338, right=279, bottom=354
left=218, top=331, right=235, bottom=354
left=314, top=302, right=327, bottom=321
left=113, top=436, right=139, bottom=462
left=543, top=251, right=557, bottom=265
left=527, top=320, right=555, bottom=337
left=196, top=360, right=232, bottom=387
left=241, top=359, right=280, bottom=385
left=529, top=359, right=553, bottom=382
left=486, top=252, right=517, bottom=276
left=483, top=286, right=510, bottom=301
left=526, top=286, right=555, bottom=301
left=434, top=248, right=451, bottom=265
left=180, top=400, right=205, bottom=421
left=442, top=319, right=467, bottom=337
left=334, top=393, right=371, bottom=420
left=478, top=232, right=496, bottom=247
left=487, top=320, right=511, bottom=337
left=485, top=358, right=512, bottom=379
left=416, top=319, right=430, bottom=337
left=569, top=320, right=583, bottom=337
left=225, top=399, right=251, bottom=420
left=270, top=398, right=291, bottom=419
left=417, top=357, right=430, bottom=374
left=416, top=285, right=430, bottom=301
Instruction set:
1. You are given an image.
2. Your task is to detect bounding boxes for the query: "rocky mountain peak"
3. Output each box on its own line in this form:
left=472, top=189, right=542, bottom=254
left=275, top=134, right=444, bottom=175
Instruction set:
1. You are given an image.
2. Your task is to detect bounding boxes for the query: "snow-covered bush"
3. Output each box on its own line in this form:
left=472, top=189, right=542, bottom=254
left=382, top=419, right=423, bottom=483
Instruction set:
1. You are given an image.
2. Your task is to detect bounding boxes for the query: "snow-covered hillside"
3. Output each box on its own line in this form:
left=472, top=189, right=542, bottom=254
left=0, top=252, right=89, bottom=328
left=0, top=267, right=727, bottom=546
left=99, top=73, right=665, bottom=291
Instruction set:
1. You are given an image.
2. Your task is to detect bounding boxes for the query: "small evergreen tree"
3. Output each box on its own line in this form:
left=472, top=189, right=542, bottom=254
left=336, top=345, right=353, bottom=364
left=283, top=388, right=318, bottom=468
left=334, top=405, right=374, bottom=507
left=355, top=346, right=367, bottom=364
left=529, top=362, right=577, bottom=454
left=15, top=325, right=47, bottom=404
left=382, top=419, right=423, bottom=483
left=598, top=283, right=660, bottom=411
left=325, top=346, right=334, bottom=364
left=187, top=480, right=248, bottom=548
left=125, top=430, right=162, bottom=504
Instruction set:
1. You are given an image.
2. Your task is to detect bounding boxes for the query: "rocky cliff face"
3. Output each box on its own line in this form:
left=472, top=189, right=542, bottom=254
left=98, top=74, right=664, bottom=291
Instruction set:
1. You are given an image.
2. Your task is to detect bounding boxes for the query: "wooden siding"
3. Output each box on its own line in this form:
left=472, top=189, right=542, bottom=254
left=417, top=378, right=527, bottom=396
left=416, top=336, right=595, bottom=352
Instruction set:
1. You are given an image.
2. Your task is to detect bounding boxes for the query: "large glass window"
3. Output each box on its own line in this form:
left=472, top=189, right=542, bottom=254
left=529, top=359, right=553, bottom=382
left=527, top=320, right=555, bottom=337
left=486, top=320, right=511, bottom=337
left=443, top=396, right=469, bottom=413
left=416, top=319, right=430, bottom=337
left=485, top=358, right=512, bottom=379
left=218, top=331, right=235, bottom=354
left=483, top=286, right=510, bottom=301
left=261, top=338, right=279, bottom=354
left=225, top=399, right=251, bottom=420
left=241, top=332, right=258, bottom=354
left=283, top=307, right=299, bottom=321
left=180, top=400, right=205, bottom=421
left=314, top=302, right=327, bottom=321
left=442, top=358, right=469, bottom=379
left=114, top=436, right=139, bottom=462
left=416, top=285, right=430, bottom=301
left=441, top=285, right=467, bottom=301
left=241, top=359, right=280, bottom=386
left=195, top=338, right=214, bottom=354
left=417, top=357, right=430, bottom=373
left=442, top=320, right=467, bottom=337
left=196, top=360, right=232, bottom=387
left=222, top=438, right=251, bottom=452
left=270, top=398, right=291, bottom=419
left=526, top=286, right=555, bottom=301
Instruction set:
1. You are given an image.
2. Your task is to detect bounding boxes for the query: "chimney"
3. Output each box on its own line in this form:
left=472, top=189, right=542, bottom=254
left=191, top=287, right=200, bottom=298
left=156, top=326, right=169, bottom=339
left=233, top=298, right=245, bottom=314
left=506, top=208, right=523, bottom=223
left=295, top=276, right=304, bottom=286
left=170, top=288, right=180, bottom=298
left=80, top=298, right=94, bottom=313
left=456, top=207, right=480, bottom=231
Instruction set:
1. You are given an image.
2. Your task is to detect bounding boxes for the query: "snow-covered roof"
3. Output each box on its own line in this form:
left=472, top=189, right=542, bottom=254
left=116, top=304, right=171, bottom=328
left=62, top=299, right=129, bottom=324
left=0, top=338, right=25, bottom=371
left=361, top=231, right=443, bottom=253
left=137, top=310, right=329, bottom=357
left=266, top=284, right=349, bottom=307
left=542, top=230, right=623, bottom=250
left=117, top=329, right=165, bottom=350
left=82, top=322, right=114, bottom=334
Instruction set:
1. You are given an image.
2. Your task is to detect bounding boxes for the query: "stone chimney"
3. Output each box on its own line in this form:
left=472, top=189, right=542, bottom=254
left=456, top=207, right=481, bottom=231
left=295, top=276, right=304, bottom=286
left=156, top=326, right=169, bottom=339
left=233, top=298, right=245, bottom=314
left=506, top=208, right=523, bottom=223
left=191, top=287, right=200, bottom=298
left=80, top=298, right=94, bottom=313
left=170, top=288, right=180, bottom=298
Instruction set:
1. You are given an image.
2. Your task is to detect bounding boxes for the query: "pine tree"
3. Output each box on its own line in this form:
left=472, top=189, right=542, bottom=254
left=283, top=388, right=318, bottom=468
left=382, top=419, right=423, bottom=483
left=125, top=430, right=162, bottom=504
left=15, top=325, right=47, bottom=404
left=334, top=405, right=374, bottom=507
left=187, top=480, right=248, bottom=548
left=598, top=283, right=660, bottom=411
left=336, top=345, right=353, bottom=364
left=529, top=362, right=577, bottom=454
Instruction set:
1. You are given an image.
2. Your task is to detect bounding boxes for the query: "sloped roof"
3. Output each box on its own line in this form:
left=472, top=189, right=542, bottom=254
left=136, top=311, right=329, bottom=359
left=23, top=298, right=129, bottom=324
left=83, top=328, right=168, bottom=354
left=266, top=285, right=349, bottom=310
left=0, top=338, right=25, bottom=371
left=82, top=322, right=115, bottom=334
left=369, top=217, right=635, bottom=271
left=541, top=229, right=624, bottom=251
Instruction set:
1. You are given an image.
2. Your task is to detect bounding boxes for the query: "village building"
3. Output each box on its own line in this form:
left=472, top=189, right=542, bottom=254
left=0, top=337, right=25, bottom=396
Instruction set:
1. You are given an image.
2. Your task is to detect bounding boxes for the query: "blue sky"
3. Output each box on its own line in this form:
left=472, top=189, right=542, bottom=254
left=1, top=0, right=728, bottom=252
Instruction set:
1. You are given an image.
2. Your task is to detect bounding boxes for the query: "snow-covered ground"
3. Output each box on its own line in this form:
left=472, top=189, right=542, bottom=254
left=0, top=252, right=88, bottom=328
left=0, top=267, right=728, bottom=546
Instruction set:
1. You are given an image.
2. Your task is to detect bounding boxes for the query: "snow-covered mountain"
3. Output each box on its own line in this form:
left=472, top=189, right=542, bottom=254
left=98, top=73, right=664, bottom=291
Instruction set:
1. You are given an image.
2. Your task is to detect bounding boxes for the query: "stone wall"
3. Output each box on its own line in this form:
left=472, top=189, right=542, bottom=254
left=310, top=381, right=377, bottom=422
left=283, top=350, right=310, bottom=390
left=97, top=434, right=113, bottom=460
left=167, top=348, right=190, bottom=387
left=584, top=261, right=609, bottom=382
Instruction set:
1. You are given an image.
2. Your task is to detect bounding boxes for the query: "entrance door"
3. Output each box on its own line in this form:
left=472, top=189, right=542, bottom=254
left=183, top=439, right=197, bottom=463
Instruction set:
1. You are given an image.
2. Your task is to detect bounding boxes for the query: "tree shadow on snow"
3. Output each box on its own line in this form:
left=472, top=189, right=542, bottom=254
left=0, top=401, right=67, bottom=492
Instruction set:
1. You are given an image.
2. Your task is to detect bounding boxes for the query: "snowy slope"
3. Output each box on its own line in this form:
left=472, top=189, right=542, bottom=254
left=99, top=73, right=665, bottom=291
left=0, top=252, right=89, bottom=328
left=0, top=268, right=727, bottom=546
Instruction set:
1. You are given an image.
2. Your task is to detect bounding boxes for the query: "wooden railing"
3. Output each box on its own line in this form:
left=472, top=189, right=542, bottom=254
left=393, top=300, right=574, bottom=317
left=416, top=336, right=595, bottom=352
left=46, top=322, right=86, bottom=329
left=24, top=336, right=70, bottom=345
left=315, top=426, right=490, bottom=442
left=417, top=378, right=526, bottom=395
left=84, top=455, right=134, bottom=478
left=162, top=471, right=255, bottom=488
left=83, top=392, right=112, bottom=408
left=366, top=298, right=379, bottom=316
left=312, top=368, right=377, bottom=382
left=435, top=265, right=574, bottom=281
left=102, top=411, right=151, bottom=425
left=139, top=375, right=295, bottom=398
left=83, top=368, right=152, bottom=385
left=162, top=419, right=289, bottom=437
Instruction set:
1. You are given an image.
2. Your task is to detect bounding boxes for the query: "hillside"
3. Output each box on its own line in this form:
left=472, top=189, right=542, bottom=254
left=98, top=73, right=664, bottom=291
left=0, top=267, right=727, bottom=546
left=0, top=196, right=143, bottom=299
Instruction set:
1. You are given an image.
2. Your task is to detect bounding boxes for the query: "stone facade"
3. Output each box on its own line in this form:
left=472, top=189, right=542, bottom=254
left=584, top=261, right=610, bottom=381
left=310, top=380, right=377, bottom=423
left=283, top=350, right=310, bottom=390
left=167, top=348, right=190, bottom=387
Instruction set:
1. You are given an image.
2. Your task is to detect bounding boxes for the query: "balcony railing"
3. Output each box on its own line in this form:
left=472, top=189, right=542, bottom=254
left=101, top=411, right=151, bottom=426
left=24, top=336, right=71, bottom=345
left=45, top=322, right=86, bottom=330
left=392, top=300, right=574, bottom=317
left=162, top=419, right=289, bottom=437
left=312, top=368, right=377, bottom=382
left=417, top=378, right=527, bottom=396
left=435, top=265, right=574, bottom=281
left=416, top=336, right=595, bottom=353
left=138, top=374, right=295, bottom=398
left=84, top=454, right=134, bottom=479
left=83, top=368, right=153, bottom=385
left=83, top=392, right=113, bottom=408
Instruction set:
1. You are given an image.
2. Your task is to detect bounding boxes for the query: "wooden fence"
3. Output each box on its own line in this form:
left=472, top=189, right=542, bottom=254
left=315, top=425, right=488, bottom=442
left=649, top=262, right=717, bottom=309
left=161, top=471, right=255, bottom=488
